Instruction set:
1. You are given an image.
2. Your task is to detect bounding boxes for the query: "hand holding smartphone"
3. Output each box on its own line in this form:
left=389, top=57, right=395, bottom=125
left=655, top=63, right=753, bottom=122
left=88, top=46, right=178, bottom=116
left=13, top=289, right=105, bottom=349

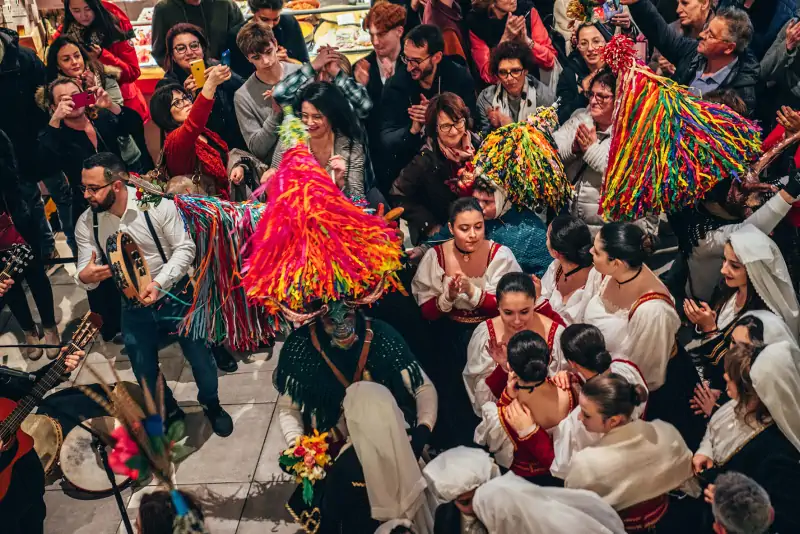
left=71, top=91, right=97, bottom=108
left=190, top=59, right=206, bottom=89
left=221, top=49, right=231, bottom=67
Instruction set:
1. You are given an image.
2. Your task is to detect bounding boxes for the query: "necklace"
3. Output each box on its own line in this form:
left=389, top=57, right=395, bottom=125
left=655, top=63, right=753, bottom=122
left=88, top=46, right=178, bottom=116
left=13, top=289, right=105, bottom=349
left=563, top=264, right=587, bottom=280
left=454, top=242, right=473, bottom=262
left=616, top=266, right=643, bottom=287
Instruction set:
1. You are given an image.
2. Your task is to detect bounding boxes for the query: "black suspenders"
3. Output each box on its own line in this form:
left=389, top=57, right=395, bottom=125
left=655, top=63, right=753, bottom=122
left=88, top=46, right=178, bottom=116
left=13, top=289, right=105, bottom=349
left=92, top=211, right=168, bottom=264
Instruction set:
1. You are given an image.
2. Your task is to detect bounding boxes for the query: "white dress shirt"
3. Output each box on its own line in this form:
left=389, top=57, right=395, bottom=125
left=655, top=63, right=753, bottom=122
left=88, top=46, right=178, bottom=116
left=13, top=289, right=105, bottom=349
left=74, top=186, right=196, bottom=299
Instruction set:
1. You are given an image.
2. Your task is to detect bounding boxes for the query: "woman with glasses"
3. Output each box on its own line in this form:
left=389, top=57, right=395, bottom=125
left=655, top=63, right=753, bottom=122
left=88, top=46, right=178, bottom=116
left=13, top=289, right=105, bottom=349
left=474, top=329, right=573, bottom=485
left=555, top=22, right=611, bottom=124
left=553, top=68, right=616, bottom=235
left=476, top=41, right=556, bottom=135
left=465, top=272, right=568, bottom=418
left=267, top=82, right=366, bottom=202
left=156, top=23, right=247, bottom=151
left=53, top=0, right=148, bottom=122
left=391, top=92, right=481, bottom=245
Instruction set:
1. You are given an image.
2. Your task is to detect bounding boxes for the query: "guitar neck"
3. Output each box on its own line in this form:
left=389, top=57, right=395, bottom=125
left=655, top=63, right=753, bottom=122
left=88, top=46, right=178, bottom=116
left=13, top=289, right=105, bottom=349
left=0, top=347, right=71, bottom=443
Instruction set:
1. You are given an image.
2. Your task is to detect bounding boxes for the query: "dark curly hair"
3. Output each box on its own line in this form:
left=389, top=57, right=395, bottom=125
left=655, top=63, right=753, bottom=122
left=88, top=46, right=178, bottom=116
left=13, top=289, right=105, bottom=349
left=489, top=40, right=538, bottom=79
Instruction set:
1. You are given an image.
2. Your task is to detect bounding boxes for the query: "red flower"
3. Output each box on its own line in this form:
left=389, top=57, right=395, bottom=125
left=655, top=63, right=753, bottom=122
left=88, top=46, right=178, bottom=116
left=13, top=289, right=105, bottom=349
left=136, top=189, right=143, bottom=200
left=108, top=426, right=141, bottom=480
left=293, top=446, right=307, bottom=458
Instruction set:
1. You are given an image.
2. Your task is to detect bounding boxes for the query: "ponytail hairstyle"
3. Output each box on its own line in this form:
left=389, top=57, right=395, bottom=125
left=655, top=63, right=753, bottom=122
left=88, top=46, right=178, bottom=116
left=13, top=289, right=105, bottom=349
left=496, top=272, right=537, bottom=302
left=581, top=373, right=648, bottom=420
left=506, top=330, right=550, bottom=385
left=448, top=197, right=484, bottom=225
left=598, top=222, right=656, bottom=268
left=548, top=215, right=592, bottom=267
left=724, top=342, right=770, bottom=426
left=560, top=324, right=612, bottom=374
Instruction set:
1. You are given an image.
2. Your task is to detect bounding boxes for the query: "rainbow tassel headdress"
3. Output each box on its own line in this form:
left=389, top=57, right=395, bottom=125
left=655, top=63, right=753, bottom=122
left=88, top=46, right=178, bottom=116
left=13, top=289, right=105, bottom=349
left=467, top=104, right=572, bottom=212
left=600, top=35, right=762, bottom=221
left=242, top=111, right=404, bottom=316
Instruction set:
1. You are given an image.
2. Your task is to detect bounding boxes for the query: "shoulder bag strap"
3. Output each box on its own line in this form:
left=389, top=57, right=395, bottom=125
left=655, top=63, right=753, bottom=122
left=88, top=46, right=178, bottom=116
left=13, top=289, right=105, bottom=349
left=143, top=211, right=168, bottom=263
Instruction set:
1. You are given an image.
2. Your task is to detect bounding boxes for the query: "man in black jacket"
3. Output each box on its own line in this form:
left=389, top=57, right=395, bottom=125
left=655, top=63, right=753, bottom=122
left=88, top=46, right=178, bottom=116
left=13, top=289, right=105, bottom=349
left=380, top=24, right=476, bottom=183
left=622, top=0, right=760, bottom=115
left=226, top=0, right=309, bottom=78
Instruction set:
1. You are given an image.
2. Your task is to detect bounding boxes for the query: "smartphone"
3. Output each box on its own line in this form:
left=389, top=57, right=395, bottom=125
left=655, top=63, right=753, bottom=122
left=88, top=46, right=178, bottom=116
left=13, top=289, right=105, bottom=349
left=221, top=49, right=231, bottom=67
left=71, top=91, right=97, bottom=108
left=190, top=58, right=206, bottom=89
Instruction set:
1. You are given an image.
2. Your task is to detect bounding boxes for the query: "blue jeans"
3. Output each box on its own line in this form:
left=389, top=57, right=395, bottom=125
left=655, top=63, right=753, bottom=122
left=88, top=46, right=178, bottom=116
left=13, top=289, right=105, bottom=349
left=121, top=279, right=219, bottom=412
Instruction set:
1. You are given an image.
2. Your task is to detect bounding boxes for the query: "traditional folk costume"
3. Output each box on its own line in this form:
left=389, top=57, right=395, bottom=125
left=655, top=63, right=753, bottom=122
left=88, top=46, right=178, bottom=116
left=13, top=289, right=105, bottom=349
left=576, top=272, right=706, bottom=450
left=463, top=314, right=567, bottom=416
left=473, top=472, right=626, bottom=534
left=549, top=359, right=649, bottom=479
left=565, top=419, right=694, bottom=532
left=689, top=226, right=800, bottom=395
left=422, top=447, right=501, bottom=534
left=696, top=341, right=800, bottom=533
left=239, top=114, right=437, bottom=533
left=412, top=241, right=520, bottom=447
left=538, top=260, right=604, bottom=324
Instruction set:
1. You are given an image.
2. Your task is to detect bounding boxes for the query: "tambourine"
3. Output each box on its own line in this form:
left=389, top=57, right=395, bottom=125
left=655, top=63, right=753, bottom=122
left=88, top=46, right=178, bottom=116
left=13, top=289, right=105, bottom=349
left=106, top=231, right=154, bottom=306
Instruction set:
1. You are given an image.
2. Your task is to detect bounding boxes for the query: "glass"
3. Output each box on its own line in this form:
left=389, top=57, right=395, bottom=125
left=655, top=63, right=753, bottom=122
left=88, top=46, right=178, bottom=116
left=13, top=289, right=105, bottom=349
left=577, top=39, right=606, bottom=51
left=401, top=53, right=432, bottom=68
left=498, top=67, right=525, bottom=79
left=173, top=41, right=201, bottom=55
left=700, top=24, right=733, bottom=43
left=587, top=91, right=613, bottom=103
left=437, top=117, right=466, bottom=133
left=79, top=182, right=115, bottom=195
left=170, top=95, right=193, bottom=109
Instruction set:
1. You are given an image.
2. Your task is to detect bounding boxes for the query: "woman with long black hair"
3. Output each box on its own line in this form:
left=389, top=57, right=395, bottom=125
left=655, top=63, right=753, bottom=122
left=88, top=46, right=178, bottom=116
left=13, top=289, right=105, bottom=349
left=54, top=0, right=148, bottom=121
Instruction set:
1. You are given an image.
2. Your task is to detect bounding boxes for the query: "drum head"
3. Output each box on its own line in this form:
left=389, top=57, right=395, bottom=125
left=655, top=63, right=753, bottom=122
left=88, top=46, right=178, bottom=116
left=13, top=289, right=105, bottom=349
left=59, top=416, right=131, bottom=493
left=21, top=415, right=63, bottom=475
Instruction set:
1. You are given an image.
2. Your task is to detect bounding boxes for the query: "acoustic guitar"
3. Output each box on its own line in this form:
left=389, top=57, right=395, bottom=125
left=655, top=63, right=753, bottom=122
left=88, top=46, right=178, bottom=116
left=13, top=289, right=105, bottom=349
left=0, top=311, right=103, bottom=500
left=0, top=243, right=33, bottom=287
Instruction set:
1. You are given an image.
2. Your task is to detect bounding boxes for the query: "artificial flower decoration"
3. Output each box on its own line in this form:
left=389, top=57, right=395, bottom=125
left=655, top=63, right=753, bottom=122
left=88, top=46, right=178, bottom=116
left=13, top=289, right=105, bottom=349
left=278, top=430, right=332, bottom=505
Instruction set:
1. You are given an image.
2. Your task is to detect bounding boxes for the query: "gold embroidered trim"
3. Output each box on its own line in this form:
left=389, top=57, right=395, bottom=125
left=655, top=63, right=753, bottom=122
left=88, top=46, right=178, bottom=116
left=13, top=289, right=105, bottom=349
left=285, top=503, right=322, bottom=534
left=717, top=421, right=773, bottom=467
left=351, top=481, right=366, bottom=487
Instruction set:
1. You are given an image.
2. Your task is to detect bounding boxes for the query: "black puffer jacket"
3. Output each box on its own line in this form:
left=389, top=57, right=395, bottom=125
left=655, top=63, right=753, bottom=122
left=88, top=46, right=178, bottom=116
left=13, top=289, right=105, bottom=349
left=0, top=29, right=50, bottom=183
left=630, top=0, right=760, bottom=115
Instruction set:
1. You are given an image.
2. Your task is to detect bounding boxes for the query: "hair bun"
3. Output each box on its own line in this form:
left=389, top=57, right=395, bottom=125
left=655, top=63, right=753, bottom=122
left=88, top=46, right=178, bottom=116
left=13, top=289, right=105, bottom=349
left=631, top=384, right=649, bottom=406
left=640, top=233, right=656, bottom=256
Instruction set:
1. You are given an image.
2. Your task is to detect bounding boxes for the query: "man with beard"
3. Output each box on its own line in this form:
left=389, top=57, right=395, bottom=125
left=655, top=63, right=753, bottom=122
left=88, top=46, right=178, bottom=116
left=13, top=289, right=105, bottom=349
left=39, top=78, right=148, bottom=340
left=380, top=24, right=476, bottom=183
left=73, top=152, right=233, bottom=437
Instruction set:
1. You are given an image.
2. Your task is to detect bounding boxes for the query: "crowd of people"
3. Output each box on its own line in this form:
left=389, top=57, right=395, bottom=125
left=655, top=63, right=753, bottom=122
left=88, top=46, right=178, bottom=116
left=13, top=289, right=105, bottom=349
left=2, top=0, right=800, bottom=531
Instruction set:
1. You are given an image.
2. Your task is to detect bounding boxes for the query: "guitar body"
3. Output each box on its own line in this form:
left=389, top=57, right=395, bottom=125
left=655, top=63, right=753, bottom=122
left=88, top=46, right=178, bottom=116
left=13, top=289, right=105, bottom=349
left=0, top=397, right=35, bottom=501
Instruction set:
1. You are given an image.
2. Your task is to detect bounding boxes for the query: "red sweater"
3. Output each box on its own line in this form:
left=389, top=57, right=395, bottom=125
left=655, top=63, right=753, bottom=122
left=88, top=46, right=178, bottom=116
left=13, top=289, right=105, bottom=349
left=762, top=124, right=800, bottom=226
left=163, top=93, right=230, bottom=199
left=54, top=1, right=149, bottom=122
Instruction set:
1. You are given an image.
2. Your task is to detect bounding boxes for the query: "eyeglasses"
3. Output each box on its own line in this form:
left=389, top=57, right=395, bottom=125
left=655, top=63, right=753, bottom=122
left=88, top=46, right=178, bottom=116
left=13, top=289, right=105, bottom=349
left=170, top=95, right=193, bottom=110
left=577, top=39, right=606, bottom=51
left=700, top=24, right=734, bottom=44
left=497, top=67, right=525, bottom=79
left=587, top=91, right=613, bottom=103
left=79, top=182, right=115, bottom=195
left=173, top=41, right=201, bottom=55
left=438, top=117, right=466, bottom=133
left=401, top=53, right=432, bottom=68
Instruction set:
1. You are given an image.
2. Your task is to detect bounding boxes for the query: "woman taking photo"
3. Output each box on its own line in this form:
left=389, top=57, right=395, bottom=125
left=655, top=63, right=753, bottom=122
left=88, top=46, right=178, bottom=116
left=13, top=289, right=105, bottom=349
left=537, top=215, right=601, bottom=325
left=465, top=272, right=567, bottom=416
left=555, top=23, right=610, bottom=124
left=684, top=225, right=799, bottom=401
left=157, top=23, right=246, bottom=151
left=693, top=341, right=800, bottom=533
left=150, top=65, right=239, bottom=200
left=269, top=82, right=366, bottom=202
left=55, top=0, right=148, bottom=121
left=578, top=221, right=705, bottom=449
left=565, top=374, right=694, bottom=532
left=391, top=93, right=481, bottom=245
left=412, top=197, right=521, bottom=447
left=476, top=41, right=555, bottom=135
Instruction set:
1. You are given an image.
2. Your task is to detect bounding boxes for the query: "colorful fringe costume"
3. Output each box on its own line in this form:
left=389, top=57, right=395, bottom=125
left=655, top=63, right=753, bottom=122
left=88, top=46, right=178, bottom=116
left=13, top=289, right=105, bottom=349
left=466, top=104, right=573, bottom=213
left=242, top=112, right=404, bottom=314
left=600, top=35, right=762, bottom=221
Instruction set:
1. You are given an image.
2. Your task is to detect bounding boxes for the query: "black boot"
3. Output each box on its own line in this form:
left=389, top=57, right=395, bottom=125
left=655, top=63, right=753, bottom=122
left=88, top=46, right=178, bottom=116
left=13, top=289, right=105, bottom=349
left=203, top=401, right=233, bottom=437
left=211, top=345, right=238, bottom=372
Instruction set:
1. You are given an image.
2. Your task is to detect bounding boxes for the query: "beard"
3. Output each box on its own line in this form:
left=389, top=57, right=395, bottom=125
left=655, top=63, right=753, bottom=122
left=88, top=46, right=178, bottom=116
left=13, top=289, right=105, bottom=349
left=90, top=189, right=116, bottom=213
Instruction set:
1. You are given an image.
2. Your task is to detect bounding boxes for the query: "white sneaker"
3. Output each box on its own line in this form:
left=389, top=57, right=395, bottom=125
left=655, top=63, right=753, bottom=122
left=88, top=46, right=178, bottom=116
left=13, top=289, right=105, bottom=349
left=24, top=329, right=43, bottom=360
left=43, top=326, right=60, bottom=360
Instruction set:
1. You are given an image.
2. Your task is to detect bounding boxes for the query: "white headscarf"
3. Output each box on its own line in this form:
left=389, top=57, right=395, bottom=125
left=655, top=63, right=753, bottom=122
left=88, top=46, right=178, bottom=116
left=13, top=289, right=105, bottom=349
left=728, top=225, right=800, bottom=339
left=741, top=310, right=798, bottom=347
left=750, top=341, right=800, bottom=452
left=472, top=473, right=626, bottom=534
left=343, top=382, right=433, bottom=533
left=423, top=446, right=500, bottom=504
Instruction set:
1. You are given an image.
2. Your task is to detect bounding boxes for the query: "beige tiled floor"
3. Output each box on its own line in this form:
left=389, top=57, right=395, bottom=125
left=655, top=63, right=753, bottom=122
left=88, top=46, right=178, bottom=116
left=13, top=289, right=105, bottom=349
left=1, top=266, right=302, bottom=534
